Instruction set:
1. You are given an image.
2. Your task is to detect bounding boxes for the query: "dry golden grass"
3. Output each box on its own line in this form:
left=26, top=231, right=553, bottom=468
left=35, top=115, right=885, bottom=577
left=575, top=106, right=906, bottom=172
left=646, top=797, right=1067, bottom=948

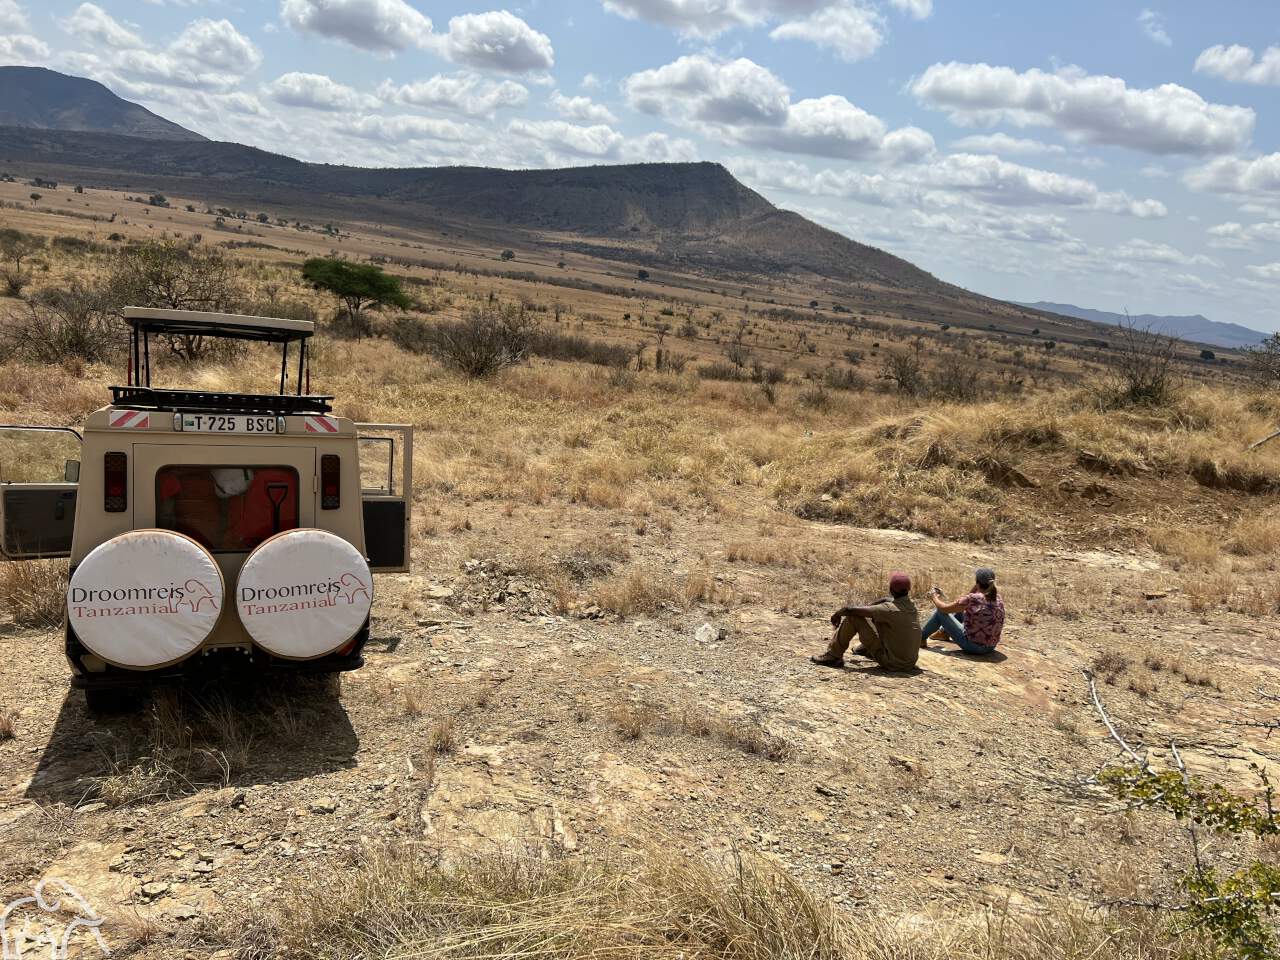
left=1224, top=508, right=1280, bottom=556
left=1146, top=527, right=1221, bottom=567
left=0, top=559, right=67, bottom=628
left=0, top=709, right=15, bottom=741
left=225, top=840, right=1203, bottom=960
left=428, top=716, right=458, bottom=754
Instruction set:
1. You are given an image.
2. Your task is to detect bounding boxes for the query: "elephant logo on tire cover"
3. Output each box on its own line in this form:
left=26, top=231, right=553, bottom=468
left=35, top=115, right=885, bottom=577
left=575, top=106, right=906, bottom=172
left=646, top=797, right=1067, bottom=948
left=176, top=580, right=218, bottom=614
left=337, top=573, right=370, bottom=606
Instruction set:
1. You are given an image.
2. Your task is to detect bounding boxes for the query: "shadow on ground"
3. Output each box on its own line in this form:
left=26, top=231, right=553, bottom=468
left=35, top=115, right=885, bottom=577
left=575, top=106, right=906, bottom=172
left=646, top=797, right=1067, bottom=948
left=25, top=675, right=358, bottom=806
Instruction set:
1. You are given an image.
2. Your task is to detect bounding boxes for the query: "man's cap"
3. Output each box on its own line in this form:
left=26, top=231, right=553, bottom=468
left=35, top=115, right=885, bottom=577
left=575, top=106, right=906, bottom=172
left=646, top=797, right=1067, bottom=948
left=888, top=571, right=911, bottom=593
left=976, top=567, right=996, bottom=588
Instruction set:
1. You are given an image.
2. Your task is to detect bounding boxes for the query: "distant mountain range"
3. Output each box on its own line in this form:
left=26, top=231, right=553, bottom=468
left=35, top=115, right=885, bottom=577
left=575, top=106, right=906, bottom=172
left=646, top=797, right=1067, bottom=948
left=0, top=66, right=205, bottom=142
left=6, top=66, right=1241, bottom=349
left=1019, top=302, right=1267, bottom=349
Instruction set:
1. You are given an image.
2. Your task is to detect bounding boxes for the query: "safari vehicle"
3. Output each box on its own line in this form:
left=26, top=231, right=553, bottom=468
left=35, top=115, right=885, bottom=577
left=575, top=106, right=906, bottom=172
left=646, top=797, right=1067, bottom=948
left=0, top=307, right=412, bottom=712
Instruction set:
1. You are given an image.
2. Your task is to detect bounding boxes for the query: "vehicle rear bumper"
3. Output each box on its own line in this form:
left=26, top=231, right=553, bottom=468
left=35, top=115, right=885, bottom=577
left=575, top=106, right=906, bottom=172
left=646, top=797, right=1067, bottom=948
left=66, top=620, right=369, bottom=689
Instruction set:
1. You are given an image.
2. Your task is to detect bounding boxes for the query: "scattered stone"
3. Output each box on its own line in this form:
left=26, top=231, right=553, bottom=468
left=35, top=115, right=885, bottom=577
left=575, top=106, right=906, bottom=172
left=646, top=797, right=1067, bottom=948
left=141, top=882, right=170, bottom=899
left=310, top=797, right=337, bottom=815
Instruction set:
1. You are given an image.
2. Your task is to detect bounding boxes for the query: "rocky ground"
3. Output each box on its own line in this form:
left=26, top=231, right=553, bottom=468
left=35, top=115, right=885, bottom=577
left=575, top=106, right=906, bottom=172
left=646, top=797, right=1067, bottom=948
left=2, top=508, right=1278, bottom=957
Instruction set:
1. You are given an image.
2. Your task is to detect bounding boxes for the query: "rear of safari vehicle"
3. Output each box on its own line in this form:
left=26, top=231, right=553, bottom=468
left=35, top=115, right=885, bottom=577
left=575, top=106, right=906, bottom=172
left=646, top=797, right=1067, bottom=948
left=0, top=308, right=412, bottom=713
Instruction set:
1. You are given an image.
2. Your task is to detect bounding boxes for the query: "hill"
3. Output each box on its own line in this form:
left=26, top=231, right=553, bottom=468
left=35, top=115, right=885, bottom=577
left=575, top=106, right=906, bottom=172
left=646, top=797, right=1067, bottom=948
left=1021, top=300, right=1266, bottom=349
left=0, top=124, right=948, bottom=293
left=0, top=66, right=206, bottom=142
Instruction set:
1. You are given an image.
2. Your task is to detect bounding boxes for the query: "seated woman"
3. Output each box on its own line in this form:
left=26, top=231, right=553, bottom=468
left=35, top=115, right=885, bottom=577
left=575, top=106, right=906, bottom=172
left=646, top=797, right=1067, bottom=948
left=922, top=567, right=1005, bottom=655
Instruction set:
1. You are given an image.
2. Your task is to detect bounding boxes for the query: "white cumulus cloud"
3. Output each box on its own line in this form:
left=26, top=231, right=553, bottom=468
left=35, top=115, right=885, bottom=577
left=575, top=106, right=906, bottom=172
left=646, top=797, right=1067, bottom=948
left=0, top=0, right=28, bottom=31
left=1185, top=153, right=1280, bottom=196
left=550, top=91, right=616, bottom=124
left=379, top=73, right=528, bottom=117
left=1137, top=9, right=1170, bottom=47
left=1207, top=220, right=1280, bottom=250
left=436, top=11, right=553, bottom=73
left=170, top=18, right=262, bottom=73
left=887, top=0, right=931, bottom=18
left=1194, top=44, right=1280, bottom=86
left=341, top=113, right=470, bottom=142
left=264, top=72, right=372, bottom=110
left=620, top=131, right=699, bottom=163
left=1246, top=262, right=1280, bottom=285
left=61, top=3, right=145, bottom=49
left=769, top=3, right=883, bottom=62
left=0, top=33, right=49, bottom=63
left=910, top=61, right=1255, bottom=155
left=1113, top=238, right=1216, bottom=267
left=508, top=118, right=623, bottom=157
left=602, top=0, right=769, bottom=37
left=624, top=54, right=927, bottom=162
left=951, top=133, right=1066, bottom=156
left=280, top=0, right=433, bottom=53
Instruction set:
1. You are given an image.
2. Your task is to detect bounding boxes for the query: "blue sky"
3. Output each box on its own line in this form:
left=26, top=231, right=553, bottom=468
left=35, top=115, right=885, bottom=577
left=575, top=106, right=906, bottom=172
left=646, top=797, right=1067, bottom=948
left=2, top=1, right=1279, bottom=330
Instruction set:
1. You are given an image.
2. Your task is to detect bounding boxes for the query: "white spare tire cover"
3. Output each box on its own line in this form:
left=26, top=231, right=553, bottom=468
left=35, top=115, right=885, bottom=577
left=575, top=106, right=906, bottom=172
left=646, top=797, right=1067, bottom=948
left=236, top=529, right=372, bottom=660
left=68, top=530, right=224, bottom=670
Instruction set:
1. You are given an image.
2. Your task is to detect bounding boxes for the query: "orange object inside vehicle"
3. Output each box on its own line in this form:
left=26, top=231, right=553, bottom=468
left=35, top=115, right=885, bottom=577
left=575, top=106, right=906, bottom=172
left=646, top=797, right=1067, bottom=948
left=155, top=465, right=299, bottom=552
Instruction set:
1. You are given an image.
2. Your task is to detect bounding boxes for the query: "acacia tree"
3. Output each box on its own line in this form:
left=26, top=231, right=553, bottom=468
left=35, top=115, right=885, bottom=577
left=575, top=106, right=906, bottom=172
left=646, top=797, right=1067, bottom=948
left=302, top=258, right=410, bottom=338
left=1246, top=333, right=1280, bottom=387
left=106, top=240, right=242, bottom=361
left=0, top=229, right=44, bottom=296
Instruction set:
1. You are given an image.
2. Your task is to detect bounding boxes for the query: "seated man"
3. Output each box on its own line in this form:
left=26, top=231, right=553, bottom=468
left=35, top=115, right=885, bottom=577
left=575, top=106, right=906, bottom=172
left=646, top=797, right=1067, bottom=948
left=810, top=572, right=922, bottom=671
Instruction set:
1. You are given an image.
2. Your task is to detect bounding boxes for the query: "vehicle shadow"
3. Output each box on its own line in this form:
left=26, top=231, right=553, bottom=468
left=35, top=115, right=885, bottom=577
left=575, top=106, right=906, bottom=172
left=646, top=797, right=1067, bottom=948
left=25, top=675, right=359, bottom=806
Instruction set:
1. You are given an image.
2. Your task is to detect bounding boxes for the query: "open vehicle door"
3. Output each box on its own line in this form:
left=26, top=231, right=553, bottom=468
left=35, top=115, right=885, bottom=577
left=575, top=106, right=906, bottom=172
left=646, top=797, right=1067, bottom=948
left=357, top=424, right=412, bottom=573
left=0, top=426, right=81, bottom=560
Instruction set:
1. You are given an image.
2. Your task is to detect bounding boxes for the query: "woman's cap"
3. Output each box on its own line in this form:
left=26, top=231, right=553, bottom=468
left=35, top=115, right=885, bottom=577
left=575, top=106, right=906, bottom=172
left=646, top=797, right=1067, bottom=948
left=976, top=567, right=996, bottom=588
left=888, top=571, right=911, bottom=593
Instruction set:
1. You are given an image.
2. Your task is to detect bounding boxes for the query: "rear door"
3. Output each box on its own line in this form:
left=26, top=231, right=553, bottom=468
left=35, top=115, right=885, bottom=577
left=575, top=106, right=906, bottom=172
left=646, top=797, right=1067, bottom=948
left=357, top=424, right=413, bottom=573
left=0, top=426, right=81, bottom=560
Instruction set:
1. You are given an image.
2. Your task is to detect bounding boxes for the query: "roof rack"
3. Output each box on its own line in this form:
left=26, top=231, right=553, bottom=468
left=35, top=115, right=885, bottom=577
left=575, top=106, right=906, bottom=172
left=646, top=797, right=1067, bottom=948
left=122, top=307, right=314, bottom=342
left=120, top=307, right=318, bottom=400
left=109, top=387, right=333, bottom=415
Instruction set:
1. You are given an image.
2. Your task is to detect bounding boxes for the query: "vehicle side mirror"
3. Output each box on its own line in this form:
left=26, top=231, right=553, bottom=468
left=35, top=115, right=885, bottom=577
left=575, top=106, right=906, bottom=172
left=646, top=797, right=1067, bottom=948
left=64, top=460, right=80, bottom=484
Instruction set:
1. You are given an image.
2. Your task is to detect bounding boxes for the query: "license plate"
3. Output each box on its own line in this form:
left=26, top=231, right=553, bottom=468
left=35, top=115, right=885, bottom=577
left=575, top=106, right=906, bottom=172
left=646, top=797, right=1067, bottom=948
left=179, top=414, right=278, bottom=434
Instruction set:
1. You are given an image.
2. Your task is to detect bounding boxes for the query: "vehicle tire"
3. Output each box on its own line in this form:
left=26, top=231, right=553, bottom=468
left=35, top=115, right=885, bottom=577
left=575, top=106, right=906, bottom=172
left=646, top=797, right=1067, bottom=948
left=84, top=687, right=141, bottom=716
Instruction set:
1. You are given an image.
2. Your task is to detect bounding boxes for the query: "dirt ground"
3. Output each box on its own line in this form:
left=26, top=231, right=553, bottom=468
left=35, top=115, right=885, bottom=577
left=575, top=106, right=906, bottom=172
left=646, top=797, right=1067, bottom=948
left=2, top=493, right=1278, bottom=957
left=1, top=170, right=1278, bottom=957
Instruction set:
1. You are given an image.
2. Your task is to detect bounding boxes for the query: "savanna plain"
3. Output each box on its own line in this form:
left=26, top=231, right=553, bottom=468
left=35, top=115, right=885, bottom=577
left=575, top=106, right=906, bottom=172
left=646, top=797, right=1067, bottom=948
left=3, top=176, right=1280, bottom=958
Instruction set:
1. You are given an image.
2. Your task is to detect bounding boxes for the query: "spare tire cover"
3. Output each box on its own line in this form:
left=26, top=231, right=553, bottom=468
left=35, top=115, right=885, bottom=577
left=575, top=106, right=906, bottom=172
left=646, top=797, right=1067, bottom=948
left=235, top=529, right=373, bottom=660
left=67, top=530, right=224, bottom=670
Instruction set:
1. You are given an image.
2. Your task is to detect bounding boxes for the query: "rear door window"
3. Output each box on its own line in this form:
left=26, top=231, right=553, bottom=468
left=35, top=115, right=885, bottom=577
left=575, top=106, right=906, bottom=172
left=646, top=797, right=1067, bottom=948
left=155, top=465, right=299, bottom=553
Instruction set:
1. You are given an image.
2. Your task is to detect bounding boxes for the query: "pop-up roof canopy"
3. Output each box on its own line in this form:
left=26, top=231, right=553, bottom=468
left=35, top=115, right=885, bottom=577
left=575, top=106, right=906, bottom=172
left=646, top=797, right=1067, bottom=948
left=123, top=307, right=315, bottom=342
left=114, top=307, right=332, bottom=415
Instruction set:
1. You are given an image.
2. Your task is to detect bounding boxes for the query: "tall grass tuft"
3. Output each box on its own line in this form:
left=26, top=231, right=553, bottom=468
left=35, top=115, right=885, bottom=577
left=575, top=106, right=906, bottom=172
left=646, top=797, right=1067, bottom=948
left=0, top=559, right=67, bottom=627
left=226, top=841, right=1202, bottom=960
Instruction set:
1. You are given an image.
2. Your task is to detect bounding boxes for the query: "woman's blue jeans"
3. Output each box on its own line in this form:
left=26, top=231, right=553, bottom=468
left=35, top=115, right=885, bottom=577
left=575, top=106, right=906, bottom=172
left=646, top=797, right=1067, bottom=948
left=921, top=610, right=996, bottom=655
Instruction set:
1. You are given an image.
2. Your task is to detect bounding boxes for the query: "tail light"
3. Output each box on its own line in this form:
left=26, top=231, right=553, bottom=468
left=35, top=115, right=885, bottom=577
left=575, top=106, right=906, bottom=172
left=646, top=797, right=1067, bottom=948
left=104, top=452, right=127, bottom=512
left=320, top=454, right=340, bottom=509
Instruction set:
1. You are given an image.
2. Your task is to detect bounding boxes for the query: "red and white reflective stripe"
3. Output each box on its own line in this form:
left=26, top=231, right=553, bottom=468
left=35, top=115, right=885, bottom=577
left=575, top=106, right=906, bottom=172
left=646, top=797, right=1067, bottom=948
left=108, top=410, right=151, bottom=429
left=303, top=416, right=338, bottom=434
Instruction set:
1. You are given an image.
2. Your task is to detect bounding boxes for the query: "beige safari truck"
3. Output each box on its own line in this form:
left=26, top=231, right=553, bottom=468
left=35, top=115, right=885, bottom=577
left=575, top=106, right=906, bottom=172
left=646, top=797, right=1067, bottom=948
left=0, top=307, right=412, bottom=713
